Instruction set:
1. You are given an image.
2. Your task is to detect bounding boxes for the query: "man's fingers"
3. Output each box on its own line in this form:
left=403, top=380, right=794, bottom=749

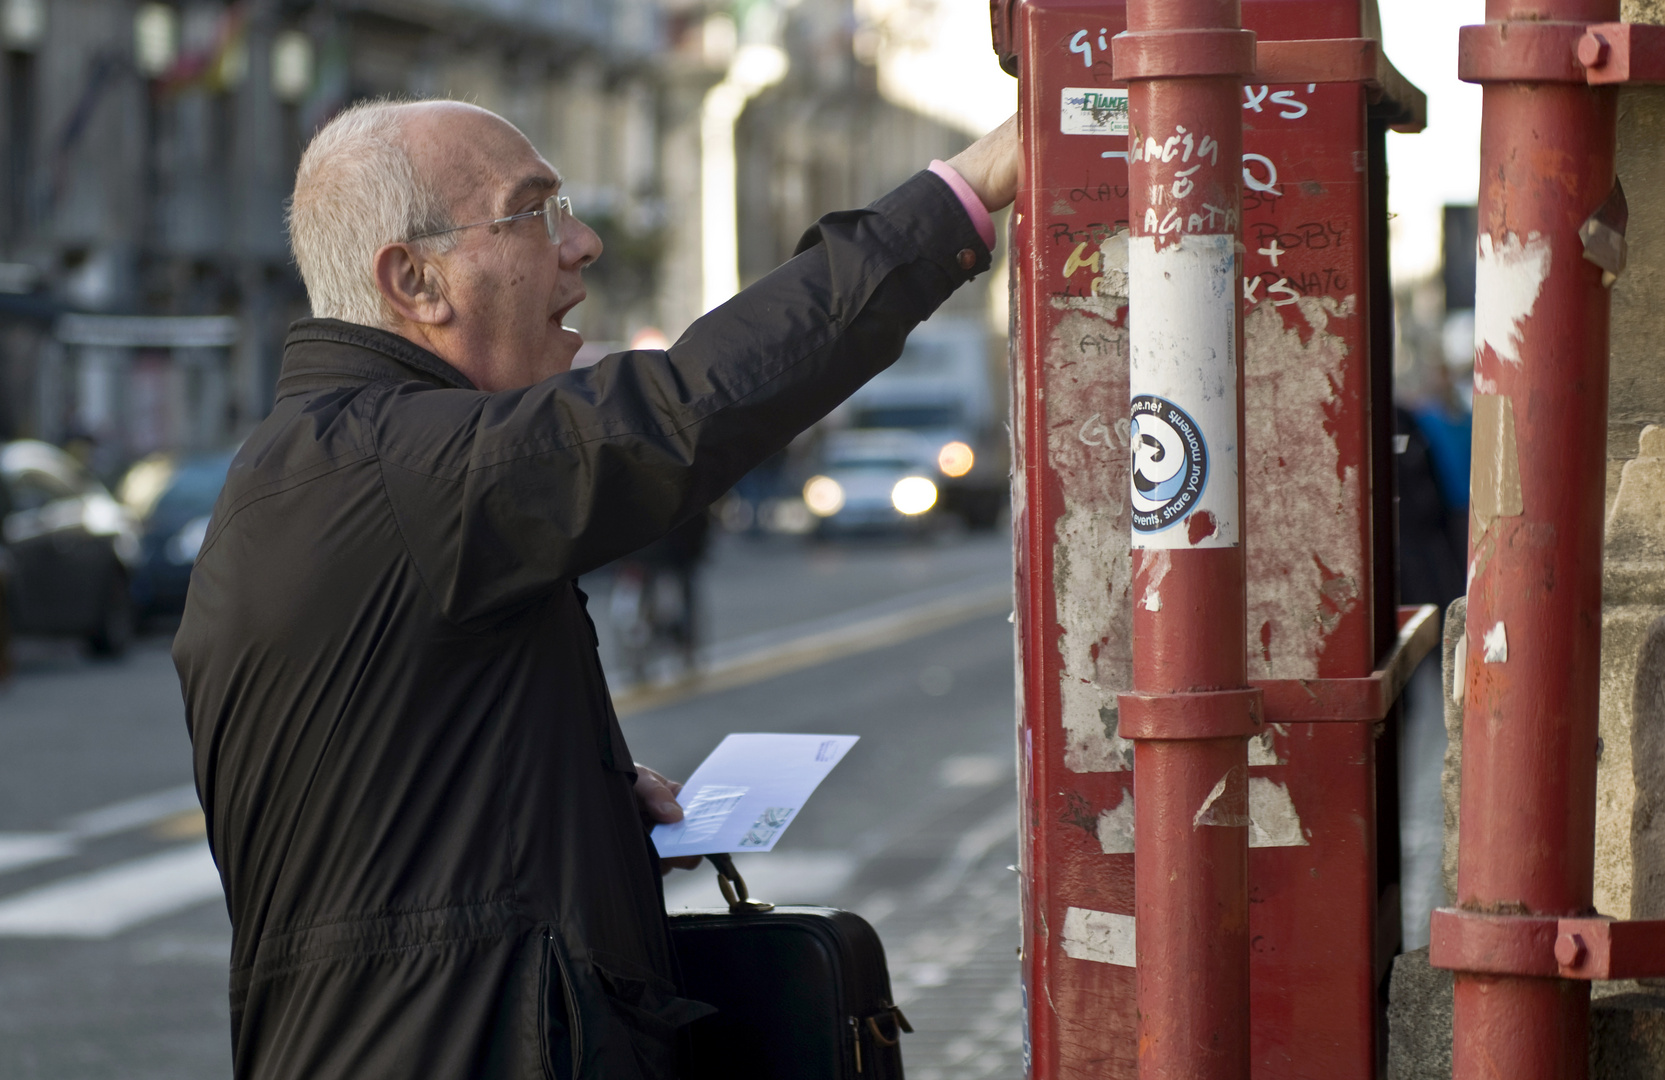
left=633, top=764, right=686, bottom=823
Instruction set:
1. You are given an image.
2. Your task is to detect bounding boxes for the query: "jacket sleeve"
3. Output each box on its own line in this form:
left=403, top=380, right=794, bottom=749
left=375, top=170, right=991, bottom=627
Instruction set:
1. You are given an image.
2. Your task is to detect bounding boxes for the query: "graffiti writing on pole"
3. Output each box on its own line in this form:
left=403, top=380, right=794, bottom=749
left=1242, top=154, right=1281, bottom=195
left=1130, top=127, right=1221, bottom=167
left=1067, top=28, right=1110, bottom=68
left=1242, top=84, right=1315, bottom=120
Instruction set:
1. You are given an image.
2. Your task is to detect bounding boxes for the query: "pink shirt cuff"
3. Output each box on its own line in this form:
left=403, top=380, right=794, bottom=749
left=928, top=160, right=996, bottom=251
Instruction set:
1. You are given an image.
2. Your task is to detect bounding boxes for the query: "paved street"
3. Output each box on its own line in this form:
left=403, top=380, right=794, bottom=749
left=0, top=529, right=1020, bottom=1080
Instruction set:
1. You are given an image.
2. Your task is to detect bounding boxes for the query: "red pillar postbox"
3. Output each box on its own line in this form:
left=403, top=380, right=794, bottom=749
left=999, top=1, right=1428, bottom=1075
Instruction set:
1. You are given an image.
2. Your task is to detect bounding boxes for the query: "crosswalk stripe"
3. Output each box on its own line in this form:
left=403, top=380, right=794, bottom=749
left=0, top=842, right=222, bottom=938
left=0, top=833, right=77, bottom=875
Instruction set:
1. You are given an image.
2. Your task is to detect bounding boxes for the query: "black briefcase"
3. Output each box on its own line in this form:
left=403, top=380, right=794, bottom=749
left=671, top=855, right=911, bottom=1079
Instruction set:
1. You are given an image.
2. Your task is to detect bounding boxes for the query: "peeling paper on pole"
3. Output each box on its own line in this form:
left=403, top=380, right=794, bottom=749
left=1475, top=231, right=1550, bottom=366
left=1061, top=906, right=1135, bottom=967
left=1244, top=297, right=1363, bottom=680
left=1097, top=789, right=1134, bottom=854
left=1044, top=309, right=1135, bottom=774
left=1128, top=234, right=1239, bottom=549
left=1193, top=766, right=1250, bottom=828
left=1247, top=778, right=1308, bottom=847
left=1138, top=549, right=1170, bottom=613
left=1098, top=772, right=1308, bottom=849
left=1248, top=724, right=1288, bottom=766
left=1483, top=621, right=1508, bottom=664
left=1470, top=393, right=1523, bottom=537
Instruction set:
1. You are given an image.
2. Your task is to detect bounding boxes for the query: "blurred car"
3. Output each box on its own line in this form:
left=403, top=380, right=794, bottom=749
left=119, top=450, right=234, bottom=618
left=831, top=316, right=1008, bottom=530
left=845, top=403, right=1005, bottom=530
left=799, top=429, right=948, bottom=536
left=0, top=440, right=141, bottom=656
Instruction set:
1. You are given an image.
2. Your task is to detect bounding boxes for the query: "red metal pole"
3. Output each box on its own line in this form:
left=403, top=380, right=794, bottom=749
left=1115, top=4, right=1255, bottom=1078
left=1454, top=1, right=1617, bottom=1076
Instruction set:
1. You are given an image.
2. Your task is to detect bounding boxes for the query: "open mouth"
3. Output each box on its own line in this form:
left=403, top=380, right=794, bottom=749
left=551, top=292, right=585, bottom=330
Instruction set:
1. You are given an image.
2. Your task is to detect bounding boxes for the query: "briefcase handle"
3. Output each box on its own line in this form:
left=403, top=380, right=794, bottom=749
left=706, top=853, right=776, bottom=914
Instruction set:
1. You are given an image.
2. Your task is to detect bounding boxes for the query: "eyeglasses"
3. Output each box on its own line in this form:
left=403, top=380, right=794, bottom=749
left=409, top=194, right=573, bottom=246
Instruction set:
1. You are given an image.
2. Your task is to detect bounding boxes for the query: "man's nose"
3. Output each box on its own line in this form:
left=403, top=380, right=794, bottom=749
left=562, top=219, right=603, bottom=269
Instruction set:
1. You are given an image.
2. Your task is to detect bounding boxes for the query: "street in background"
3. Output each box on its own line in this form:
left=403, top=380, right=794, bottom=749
left=0, top=529, right=1021, bottom=1080
left=0, top=440, right=139, bottom=660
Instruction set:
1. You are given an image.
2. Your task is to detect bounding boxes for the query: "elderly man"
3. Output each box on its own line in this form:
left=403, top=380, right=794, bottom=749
left=174, top=98, right=1017, bottom=1079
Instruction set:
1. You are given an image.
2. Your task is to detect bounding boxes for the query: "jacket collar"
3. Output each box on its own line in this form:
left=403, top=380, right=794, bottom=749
left=276, top=318, right=477, bottom=396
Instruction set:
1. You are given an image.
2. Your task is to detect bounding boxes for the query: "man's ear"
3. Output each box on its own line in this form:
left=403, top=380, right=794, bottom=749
left=373, top=242, right=454, bottom=327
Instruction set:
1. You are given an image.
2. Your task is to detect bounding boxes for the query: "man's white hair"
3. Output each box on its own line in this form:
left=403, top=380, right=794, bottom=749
left=287, top=99, right=456, bottom=328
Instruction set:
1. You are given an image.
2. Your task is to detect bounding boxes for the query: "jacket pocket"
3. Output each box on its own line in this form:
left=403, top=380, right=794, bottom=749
left=539, top=927, right=584, bottom=1080
left=592, top=963, right=718, bottom=1080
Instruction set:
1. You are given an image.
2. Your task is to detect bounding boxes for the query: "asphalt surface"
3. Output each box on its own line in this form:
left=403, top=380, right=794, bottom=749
left=0, top=528, right=1021, bottom=1080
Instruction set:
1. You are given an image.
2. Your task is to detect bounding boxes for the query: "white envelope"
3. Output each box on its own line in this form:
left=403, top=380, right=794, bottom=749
left=650, top=733, right=859, bottom=856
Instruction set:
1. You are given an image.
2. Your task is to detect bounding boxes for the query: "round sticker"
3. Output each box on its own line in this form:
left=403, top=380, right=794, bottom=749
left=1130, top=394, right=1208, bottom=533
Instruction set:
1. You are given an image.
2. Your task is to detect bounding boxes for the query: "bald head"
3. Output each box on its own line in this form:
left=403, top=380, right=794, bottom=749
left=400, top=102, right=559, bottom=226
left=289, top=98, right=601, bottom=389
left=288, top=99, right=552, bottom=330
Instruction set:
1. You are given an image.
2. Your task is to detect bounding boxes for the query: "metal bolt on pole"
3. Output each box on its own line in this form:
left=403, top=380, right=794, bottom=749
left=1114, top=3, right=1258, bottom=1078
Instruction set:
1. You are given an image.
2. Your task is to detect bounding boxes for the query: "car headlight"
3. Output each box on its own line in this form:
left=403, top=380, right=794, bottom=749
left=803, top=475, right=845, bottom=517
left=890, top=476, right=937, bottom=515
left=80, top=494, right=130, bottom=537
left=937, top=441, right=974, bottom=478
left=165, top=515, right=212, bottom=566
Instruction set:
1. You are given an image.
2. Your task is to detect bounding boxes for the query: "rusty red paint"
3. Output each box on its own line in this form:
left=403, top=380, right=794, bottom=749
left=1580, top=22, right=1665, bottom=85
left=1010, top=0, right=1412, bottom=1076
left=1117, top=687, right=1263, bottom=740
left=1432, top=910, right=1665, bottom=982
left=1446, top=2, right=1621, bottom=1078
left=1120, top=0, right=1255, bottom=1075
left=1188, top=510, right=1218, bottom=544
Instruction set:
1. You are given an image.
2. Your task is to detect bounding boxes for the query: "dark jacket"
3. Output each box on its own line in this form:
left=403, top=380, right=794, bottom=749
left=173, top=172, right=988, bottom=1080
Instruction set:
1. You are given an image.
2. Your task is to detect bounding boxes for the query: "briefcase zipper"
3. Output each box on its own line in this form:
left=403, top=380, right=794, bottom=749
left=849, top=1015, right=863, bottom=1074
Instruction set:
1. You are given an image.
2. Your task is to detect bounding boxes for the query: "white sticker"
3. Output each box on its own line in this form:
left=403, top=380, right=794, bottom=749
left=1062, top=906, right=1135, bottom=966
left=1128, top=234, right=1239, bottom=549
left=1061, top=87, right=1129, bottom=136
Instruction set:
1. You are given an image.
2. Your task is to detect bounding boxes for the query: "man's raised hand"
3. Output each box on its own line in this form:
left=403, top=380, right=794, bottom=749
left=945, top=114, right=1020, bottom=213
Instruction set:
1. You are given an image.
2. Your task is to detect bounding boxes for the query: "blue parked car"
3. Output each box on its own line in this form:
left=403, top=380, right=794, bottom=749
left=120, top=450, right=234, bottom=618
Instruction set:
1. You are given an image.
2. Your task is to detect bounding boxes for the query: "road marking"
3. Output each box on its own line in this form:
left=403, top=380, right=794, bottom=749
left=0, top=786, right=207, bottom=884
left=61, top=784, right=201, bottom=839
left=938, top=754, right=1012, bottom=789
left=0, top=842, right=222, bottom=938
left=615, top=580, right=1010, bottom=716
left=0, top=833, right=77, bottom=875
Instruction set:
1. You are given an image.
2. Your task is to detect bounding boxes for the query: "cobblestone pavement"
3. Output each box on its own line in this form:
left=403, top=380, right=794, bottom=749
left=875, top=829, right=1025, bottom=1079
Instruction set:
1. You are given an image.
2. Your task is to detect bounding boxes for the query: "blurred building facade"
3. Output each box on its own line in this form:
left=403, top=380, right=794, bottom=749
left=0, top=0, right=989, bottom=479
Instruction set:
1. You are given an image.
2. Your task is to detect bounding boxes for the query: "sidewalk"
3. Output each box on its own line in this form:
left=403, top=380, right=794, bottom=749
left=874, top=827, right=1025, bottom=1079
